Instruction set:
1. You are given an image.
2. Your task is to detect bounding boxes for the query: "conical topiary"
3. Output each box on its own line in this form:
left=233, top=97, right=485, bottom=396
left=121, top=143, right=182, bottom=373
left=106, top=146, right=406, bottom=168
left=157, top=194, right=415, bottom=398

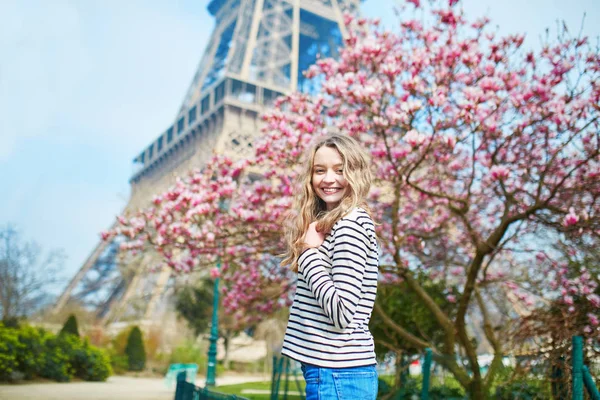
left=59, top=314, right=79, bottom=337
left=124, top=326, right=146, bottom=371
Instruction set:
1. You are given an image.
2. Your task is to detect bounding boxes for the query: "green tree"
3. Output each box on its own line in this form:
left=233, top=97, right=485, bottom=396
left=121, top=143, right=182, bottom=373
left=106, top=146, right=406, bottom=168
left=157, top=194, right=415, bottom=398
left=371, top=274, right=458, bottom=390
left=175, top=279, right=240, bottom=368
left=124, top=326, right=146, bottom=371
left=59, top=314, right=79, bottom=337
left=175, top=281, right=213, bottom=336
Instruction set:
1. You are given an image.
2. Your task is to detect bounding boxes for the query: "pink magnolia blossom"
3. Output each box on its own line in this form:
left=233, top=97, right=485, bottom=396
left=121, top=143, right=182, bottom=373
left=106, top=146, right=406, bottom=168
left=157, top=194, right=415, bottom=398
left=563, top=208, right=579, bottom=227
left=589, top=294, right=600, bottom=308
left=106, top=0, right=600, bottom=370
left=564, top=295, right=574, bottom=306
left=489, top=166, right=510, bottom=181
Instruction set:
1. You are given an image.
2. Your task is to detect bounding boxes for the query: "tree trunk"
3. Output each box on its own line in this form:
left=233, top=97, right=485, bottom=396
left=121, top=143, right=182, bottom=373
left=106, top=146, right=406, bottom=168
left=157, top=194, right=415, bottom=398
left=395, top=351, right=409, bottom=389
left=468, top=377, right=485, bottom=400
left=223, top=333, right=231, bottom=369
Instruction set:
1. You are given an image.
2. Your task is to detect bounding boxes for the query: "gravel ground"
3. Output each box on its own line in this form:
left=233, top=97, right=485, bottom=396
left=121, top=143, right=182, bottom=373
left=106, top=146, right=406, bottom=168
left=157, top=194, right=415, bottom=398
left=0, top=374, right=268, bottom=400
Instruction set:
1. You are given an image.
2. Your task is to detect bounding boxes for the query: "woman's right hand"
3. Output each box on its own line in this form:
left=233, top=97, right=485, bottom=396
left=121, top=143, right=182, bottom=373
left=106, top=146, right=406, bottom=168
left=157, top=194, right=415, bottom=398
left=303, top=221, right=325, bottom=250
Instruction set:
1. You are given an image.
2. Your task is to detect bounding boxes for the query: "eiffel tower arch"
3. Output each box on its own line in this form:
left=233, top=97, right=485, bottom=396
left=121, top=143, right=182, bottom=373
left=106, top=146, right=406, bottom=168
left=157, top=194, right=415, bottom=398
left=54, top=0, right=359, bottom=326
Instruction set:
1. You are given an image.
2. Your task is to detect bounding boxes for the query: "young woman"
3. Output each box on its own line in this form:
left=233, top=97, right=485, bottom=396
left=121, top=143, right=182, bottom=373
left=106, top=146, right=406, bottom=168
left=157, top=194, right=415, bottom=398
left=281, top=134, right=379, bottom=400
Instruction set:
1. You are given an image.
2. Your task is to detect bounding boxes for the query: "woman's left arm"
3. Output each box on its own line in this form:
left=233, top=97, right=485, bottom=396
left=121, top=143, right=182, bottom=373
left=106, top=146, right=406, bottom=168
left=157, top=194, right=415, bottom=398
left=298, top=218, right=371, bottom=330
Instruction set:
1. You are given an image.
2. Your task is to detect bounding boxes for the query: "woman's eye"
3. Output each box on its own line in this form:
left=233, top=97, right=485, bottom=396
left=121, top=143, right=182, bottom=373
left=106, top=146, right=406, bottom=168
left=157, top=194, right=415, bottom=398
left=337, top=169, right=343, bottom=173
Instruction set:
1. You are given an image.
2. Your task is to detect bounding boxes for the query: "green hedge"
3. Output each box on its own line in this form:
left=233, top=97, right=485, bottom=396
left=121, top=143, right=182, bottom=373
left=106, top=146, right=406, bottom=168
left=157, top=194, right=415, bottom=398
left=16, top=325, right=47, bottom=379
left=71, top=338, right=112, bottom=381
left=0, top=326, right=21, bottom=381
left=0, top=323, right=112, bottom=382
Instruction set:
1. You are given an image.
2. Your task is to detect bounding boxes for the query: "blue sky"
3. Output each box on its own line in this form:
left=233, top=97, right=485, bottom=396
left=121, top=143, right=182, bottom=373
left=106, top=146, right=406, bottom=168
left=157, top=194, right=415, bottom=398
left=1, top=0, right=598, bottom=295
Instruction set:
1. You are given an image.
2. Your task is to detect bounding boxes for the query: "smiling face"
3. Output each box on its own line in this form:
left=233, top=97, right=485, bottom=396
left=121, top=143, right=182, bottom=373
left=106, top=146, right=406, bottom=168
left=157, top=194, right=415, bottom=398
left=312, top=145, right=349, bottom=211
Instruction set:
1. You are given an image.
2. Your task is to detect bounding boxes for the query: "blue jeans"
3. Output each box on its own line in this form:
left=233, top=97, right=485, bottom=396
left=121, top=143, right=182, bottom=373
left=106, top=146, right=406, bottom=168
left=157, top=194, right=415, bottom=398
left=301, top=363, right=378, bottom=400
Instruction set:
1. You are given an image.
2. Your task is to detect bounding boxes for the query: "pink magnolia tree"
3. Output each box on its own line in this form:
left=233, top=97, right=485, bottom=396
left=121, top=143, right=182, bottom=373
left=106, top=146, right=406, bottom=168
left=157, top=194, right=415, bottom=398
left=103, top=156, right=295, bottom=325
left=106, top=0, right=600, bottom=396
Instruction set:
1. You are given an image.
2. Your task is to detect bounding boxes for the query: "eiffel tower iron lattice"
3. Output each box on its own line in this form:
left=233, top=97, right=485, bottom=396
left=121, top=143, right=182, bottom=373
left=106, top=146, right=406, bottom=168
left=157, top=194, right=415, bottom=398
left=53, top=0, right=358, bottom=325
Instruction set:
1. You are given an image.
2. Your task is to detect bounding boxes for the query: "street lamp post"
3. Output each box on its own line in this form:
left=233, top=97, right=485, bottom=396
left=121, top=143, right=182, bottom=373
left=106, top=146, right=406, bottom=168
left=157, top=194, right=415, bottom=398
left=205, top=257, right=220, bottom=387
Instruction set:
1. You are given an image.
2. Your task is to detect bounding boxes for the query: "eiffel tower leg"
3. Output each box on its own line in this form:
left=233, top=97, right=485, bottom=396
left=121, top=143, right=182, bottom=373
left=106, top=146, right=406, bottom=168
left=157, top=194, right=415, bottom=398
left=53, top=237, right=111, bottom=314
left=100, top=256, right=147, bottom=324
left=143, top=266, right=172, bottom=320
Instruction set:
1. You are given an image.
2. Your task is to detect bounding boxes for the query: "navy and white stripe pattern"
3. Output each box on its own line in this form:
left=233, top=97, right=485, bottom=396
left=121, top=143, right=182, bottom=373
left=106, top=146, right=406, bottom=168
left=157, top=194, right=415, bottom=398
left=282, top=207, right=379, bottom=368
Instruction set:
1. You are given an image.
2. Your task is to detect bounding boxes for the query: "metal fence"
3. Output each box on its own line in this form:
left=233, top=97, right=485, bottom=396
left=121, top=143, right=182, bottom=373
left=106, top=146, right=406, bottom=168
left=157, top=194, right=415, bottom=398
left=270, top=355, right=305, bottom=400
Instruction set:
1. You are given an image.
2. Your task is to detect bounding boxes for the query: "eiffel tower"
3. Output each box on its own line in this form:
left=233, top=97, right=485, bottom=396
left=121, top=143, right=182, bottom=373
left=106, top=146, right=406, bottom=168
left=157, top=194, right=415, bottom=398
left=53, top=0, right=358, bottom=325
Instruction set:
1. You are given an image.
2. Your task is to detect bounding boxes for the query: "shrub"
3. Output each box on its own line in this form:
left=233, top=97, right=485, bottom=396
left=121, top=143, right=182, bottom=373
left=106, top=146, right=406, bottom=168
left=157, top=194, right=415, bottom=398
left=107, top=326, right=135, bottom=374
left=0, top=323, right=113, bottom=383
left=71, top=339, right=112, bottom=381
left=40, top=335, right=74, bottom=382
left=493, top=366, right=552, bottom=399
left=387, top=375, right=465, bottom=399
left=1, top=317, right=21, bottom=329
left=15, top=325, right=47, bottom=379
left=392, top=378, right=421, bottom=398
left=429, top=385, right=465, bottom=399
left=377, top=377, right=392, bottom=398
left=0, top=324, right=22, bottom=381
left=111, top=325, right=136, bottom=356
left=125, top=326, right=146, bottom=371
left=60, top=314, right=80, bottom=337
left=109, top=350, right=129, bottom=375
left=495, top=379, right=551, bottom=399
left=168, top=341, right=207, bottom=373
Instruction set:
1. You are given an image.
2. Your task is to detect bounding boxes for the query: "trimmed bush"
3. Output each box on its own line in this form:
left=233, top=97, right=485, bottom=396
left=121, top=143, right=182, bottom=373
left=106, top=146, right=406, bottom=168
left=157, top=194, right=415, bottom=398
left=0, top=324, right=22, bottom=381
left=15, top=325, right=47, bottom=379
left=0, top=323, right=112, bottom=383
left=125, top=326, right=146, bottom=371
left=40, top=334, right=74, bottom=382
left=60, top=314, right=80, bottom=337
left=72, top=339, right=112, bottom=381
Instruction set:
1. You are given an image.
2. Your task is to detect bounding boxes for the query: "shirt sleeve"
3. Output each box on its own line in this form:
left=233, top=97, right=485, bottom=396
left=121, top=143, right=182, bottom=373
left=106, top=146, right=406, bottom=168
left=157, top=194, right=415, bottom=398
left=298, top=218, right=371, bottom=330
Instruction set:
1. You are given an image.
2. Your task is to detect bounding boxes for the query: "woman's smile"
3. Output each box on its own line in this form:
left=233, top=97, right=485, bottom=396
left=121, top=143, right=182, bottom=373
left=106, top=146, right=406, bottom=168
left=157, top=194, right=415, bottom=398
left=312, top=146, right=349, bottom=210
left=321, top=187, right=343, bottom=195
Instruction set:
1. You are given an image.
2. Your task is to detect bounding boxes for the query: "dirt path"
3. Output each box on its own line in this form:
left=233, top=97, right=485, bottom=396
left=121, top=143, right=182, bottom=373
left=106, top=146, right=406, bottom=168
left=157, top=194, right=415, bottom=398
left=0, top=374, right=268, bottom=400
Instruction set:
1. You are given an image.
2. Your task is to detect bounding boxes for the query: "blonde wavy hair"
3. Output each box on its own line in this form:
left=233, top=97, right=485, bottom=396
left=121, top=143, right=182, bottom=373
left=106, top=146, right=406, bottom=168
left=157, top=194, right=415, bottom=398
left=281, top=134, right=373, bottom=272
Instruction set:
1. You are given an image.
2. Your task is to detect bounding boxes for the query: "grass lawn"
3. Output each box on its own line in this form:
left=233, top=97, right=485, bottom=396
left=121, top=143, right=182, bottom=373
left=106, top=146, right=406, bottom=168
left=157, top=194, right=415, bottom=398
left=217, top=380, right=306, bottom=400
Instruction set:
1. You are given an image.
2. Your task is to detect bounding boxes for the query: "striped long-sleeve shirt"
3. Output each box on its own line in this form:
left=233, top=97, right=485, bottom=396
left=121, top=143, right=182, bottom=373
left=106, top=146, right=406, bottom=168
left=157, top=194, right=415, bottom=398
left=281, top=207, right=379, bottom=368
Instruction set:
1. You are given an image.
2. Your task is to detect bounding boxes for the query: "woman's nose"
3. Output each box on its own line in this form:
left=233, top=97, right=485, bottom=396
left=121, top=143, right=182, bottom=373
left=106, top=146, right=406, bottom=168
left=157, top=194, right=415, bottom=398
left=323, top=170, right=336, bottom=182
